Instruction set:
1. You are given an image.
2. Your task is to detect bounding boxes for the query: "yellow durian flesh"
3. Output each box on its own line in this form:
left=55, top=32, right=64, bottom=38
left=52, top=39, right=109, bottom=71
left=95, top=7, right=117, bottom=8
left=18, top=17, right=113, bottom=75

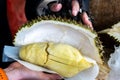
left=19, top=42, right=48, bottom=66
left=19, top=42, right=93, bottom=77
left=47, top=42, right=83, bottom=66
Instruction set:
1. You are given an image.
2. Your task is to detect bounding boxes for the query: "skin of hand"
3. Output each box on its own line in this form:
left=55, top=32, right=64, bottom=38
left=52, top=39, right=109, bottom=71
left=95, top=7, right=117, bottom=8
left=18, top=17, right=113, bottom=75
left=49, top=0, right=93, bottom=29
left=4, top=62, right=62, bottom=80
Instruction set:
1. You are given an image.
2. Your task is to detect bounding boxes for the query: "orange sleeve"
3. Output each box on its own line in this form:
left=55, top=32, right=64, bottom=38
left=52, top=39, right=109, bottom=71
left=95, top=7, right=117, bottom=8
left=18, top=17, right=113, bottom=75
left=0, top=68, right=8, bottom=80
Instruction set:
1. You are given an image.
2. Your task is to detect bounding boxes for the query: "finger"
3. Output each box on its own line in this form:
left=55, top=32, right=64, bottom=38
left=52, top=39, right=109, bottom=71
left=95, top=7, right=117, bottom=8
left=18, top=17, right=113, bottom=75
left=71, top=0, right=80, bottom=16
left=81, top=12, right=93, bottom=30
left=50, top=3, right=62, bottom=12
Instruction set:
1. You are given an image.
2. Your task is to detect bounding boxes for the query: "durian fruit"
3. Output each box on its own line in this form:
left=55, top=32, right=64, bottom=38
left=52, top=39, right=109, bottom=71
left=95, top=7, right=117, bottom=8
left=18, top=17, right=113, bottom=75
left=19, top=42, right=93, bottom=77
left=99, top=22, right=120, bottom=43
left=98, top=22, right=120, bottom=61
left=96, top=22, right=120, bottom=80
left=14, top=16, right=103, bottom=64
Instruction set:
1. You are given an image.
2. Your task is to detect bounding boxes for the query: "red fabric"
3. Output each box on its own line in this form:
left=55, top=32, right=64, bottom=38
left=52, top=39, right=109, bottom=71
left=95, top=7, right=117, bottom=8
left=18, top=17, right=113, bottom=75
left=7, top=0, right=27, bottom=39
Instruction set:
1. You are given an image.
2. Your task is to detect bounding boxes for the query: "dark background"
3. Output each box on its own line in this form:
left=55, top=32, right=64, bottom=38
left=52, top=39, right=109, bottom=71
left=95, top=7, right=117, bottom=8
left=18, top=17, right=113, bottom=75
left=0, top=0, right=42, bottom=68
left=0, top=0, right=13, bottom=68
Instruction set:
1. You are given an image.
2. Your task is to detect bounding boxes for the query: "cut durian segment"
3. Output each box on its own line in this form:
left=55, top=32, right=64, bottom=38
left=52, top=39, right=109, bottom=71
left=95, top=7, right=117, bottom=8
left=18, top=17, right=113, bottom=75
left=14, top=16, right=103, bottom=64
left=19, top=42, right=93, bottom=77
left=99, top=22, right=120, bottom=43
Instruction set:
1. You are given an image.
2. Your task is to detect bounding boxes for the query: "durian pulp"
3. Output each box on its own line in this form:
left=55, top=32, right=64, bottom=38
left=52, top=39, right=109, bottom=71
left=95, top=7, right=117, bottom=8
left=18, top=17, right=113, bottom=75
left=19, top=42, right=93, bottom=77
left=14, top=20, right=102, bottom=64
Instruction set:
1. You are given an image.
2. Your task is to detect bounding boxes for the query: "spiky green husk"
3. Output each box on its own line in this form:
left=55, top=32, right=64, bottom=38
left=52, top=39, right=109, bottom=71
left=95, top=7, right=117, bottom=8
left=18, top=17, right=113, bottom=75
left=18, top=15, right=95, bottom=32
left=14, top=15, right=104, bottom=64
left=99, top=21, right=120, bottom=43
left=98, top=22, right=120, bottom=62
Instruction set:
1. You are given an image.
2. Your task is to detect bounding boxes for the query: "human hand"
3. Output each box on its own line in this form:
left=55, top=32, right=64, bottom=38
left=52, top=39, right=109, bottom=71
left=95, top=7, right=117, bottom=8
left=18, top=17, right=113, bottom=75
left=4, top=62, right=62, bottom=80
left=49, top=0, right=93, bottom=29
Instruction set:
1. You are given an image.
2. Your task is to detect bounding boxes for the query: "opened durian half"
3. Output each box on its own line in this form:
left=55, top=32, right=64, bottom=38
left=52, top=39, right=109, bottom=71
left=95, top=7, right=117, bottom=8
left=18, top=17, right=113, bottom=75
left=14, top=16, right=103, bottom=64
left=98, top=22, right=120, bottom=61
left=99, top=21, right=120, bottom=43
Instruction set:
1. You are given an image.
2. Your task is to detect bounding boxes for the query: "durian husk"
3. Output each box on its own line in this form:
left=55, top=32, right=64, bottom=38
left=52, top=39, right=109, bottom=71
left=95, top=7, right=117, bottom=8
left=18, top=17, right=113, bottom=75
left=14, top=15, right=104, bottom=64
left=98, top=22, right=120, bottom=80
left=98, top=21, right=120, bottom=43
left=97, top=22, right=120, bottom=80
left=14, top=15, right=107, bottom=79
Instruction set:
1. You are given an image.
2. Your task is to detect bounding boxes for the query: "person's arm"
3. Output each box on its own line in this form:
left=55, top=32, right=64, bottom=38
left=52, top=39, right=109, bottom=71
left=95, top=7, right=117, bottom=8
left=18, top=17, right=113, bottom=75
left=1, top=62, right=62, bottom=80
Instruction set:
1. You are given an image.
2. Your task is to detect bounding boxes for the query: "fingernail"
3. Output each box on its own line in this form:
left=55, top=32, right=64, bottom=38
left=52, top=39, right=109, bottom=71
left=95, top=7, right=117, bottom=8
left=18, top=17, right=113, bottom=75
left=73, top=11, right=78, bottom=16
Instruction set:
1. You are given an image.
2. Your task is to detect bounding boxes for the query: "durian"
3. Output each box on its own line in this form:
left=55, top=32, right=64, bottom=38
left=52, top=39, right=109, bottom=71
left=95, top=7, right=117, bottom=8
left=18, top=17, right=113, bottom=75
left=14, top=16, right=103, bottom=64
left=99, top=21, right=120, bottom=43
left=19, top=42, right=93, bottom=77
left=97, top=22, right=120, bottom=80
left=98, top=22, right=120, bottom=61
